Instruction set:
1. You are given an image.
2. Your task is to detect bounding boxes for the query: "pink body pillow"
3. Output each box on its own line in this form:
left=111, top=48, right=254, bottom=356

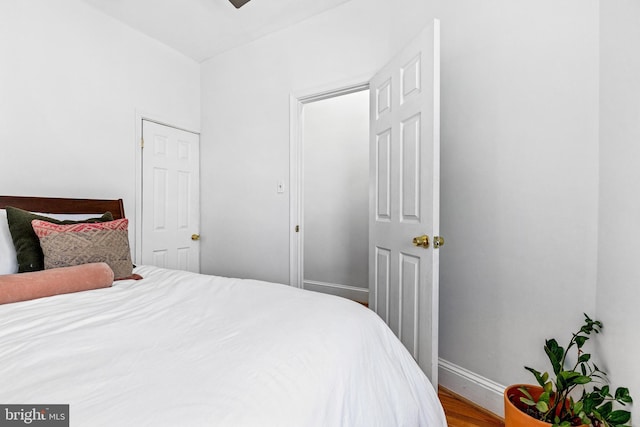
left=0, top=262, right=114, bottom=305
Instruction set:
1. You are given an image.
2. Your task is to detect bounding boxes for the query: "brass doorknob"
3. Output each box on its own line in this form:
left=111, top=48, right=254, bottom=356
left=434, top=236, right=444, bottom=248
left=412, top=235, right=429, bottom=248
left=191, top=234, right=200, bottom=241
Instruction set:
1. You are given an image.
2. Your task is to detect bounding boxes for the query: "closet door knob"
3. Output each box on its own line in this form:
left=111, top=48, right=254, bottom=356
left=412, top=235, right=429, bottom=248
left=191, top=234, right=200, bottom=241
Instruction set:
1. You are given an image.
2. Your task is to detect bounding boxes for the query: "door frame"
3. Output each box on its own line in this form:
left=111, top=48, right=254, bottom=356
left=134, top=110, right=200, bottom=266
left=289, top=80, right=370, bottom=290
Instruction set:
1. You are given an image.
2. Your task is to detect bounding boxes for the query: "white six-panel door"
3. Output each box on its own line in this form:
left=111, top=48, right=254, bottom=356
left=141, top=120, right=200, bottom=272
left=369, top=21, right=440, bottom=384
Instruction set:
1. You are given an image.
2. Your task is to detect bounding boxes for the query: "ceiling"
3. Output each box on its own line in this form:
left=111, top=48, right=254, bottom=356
left=82, top=0, right=352, bottom=62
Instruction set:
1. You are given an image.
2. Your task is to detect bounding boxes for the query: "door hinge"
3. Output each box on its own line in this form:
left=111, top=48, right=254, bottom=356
left=141, top=137, right=145, bottom=148
left=295, top=225, right=300, bottom=233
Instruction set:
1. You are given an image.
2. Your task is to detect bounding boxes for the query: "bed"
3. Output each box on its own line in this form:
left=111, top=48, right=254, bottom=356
left=0, top=196, right=446, bottom=426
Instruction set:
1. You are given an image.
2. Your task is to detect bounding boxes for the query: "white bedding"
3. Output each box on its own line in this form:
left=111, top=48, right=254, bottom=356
left=0, top=265, right=446, bottom=426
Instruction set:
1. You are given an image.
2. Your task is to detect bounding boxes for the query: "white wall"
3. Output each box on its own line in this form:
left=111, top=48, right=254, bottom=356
left=200, top=0, right=435, bottom=283
left=438, top=0, right=600, bottom=414
left=303, top=90, right=369, bottom=293
left=440, top=0, right=640, bottom=420
left=0, top=0, right=200, bottom=255
left=598, top=1, right=640, bottom=422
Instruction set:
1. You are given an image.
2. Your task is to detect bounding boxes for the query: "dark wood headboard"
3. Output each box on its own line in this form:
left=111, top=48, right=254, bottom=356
left=0, top=196, right=126, bottom=220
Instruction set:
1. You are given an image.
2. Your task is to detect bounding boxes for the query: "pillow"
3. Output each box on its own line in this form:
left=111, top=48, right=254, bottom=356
left=31, top=218, right=133, bottom=280
left=0, top=262, right=114, bottom=305
left=0, top=210, right=18, bottom=275
left=5, top=207, right=114, bottom=273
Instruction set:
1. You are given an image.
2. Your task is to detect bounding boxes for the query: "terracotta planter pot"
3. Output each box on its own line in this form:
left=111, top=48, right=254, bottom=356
left=504, top=384, right=587, bottom=427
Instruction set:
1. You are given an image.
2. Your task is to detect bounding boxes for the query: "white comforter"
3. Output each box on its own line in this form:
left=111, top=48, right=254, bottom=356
left=0, top=266, right=446, bottom=426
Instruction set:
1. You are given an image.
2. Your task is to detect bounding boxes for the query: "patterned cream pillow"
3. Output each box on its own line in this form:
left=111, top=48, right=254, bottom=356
left=31, top=219, right=133, bottom=279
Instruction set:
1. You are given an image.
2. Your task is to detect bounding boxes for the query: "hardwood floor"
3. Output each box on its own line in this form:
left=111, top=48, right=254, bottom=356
left=439, top=387, right=504, bottom=427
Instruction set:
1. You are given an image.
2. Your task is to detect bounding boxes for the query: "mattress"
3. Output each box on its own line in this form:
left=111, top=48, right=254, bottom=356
left=0, top=265, right=446, bottom=426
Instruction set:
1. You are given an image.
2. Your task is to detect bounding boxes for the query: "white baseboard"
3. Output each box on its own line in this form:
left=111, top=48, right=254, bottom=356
left=438, top=358, right=506, bottom=418
left=303, top=280, right=368, bottom=303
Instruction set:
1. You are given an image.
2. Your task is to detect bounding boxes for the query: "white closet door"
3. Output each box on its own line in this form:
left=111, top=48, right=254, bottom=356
left=142, top=120, right=200, bottom=273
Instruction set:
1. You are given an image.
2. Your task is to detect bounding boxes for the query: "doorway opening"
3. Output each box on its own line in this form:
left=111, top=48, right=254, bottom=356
left=290, top=84, right=369, bottom=303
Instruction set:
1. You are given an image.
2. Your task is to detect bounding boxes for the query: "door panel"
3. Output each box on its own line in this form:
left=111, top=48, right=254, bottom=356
left=399, top=251, right=420, bottom=358
left=374, top=246, right=391, bottom=322
left=369, top=21, right=440, bottom=384
left=401, top=113, right=421, bottom=222
left=376, top=130, right=392, bottom=220
left=142, top=120, right=200, bottom=273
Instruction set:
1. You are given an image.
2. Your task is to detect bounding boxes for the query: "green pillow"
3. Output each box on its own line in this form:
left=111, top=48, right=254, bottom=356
left=5, top=206, right=114, bottom=273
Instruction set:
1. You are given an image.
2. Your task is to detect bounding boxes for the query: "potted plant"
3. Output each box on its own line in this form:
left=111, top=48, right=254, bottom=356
left=504, top=314, right=633, bottom=427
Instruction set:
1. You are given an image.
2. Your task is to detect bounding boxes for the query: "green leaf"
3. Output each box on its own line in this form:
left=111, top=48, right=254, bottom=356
left=559, top=371, right=590, bottom=387
left=598, top=401, right=613, bottom=418
left=573, top=401, right=583, bottom=414
left=578, top=353, right=591, bottom=363
left=561, top=371, right=577, bottom=379
left=518, top=386, right=534, bottom=401
left=525, top=367, right=546, bottom=387
left=536, top=401, right=549, bottom=413
left=573, top=375, right=592, bottom=385
left=544, top=339, right=564, bottom=375
left=557, top=374, right=567, bottom=392
left=581, top=314, right=603, bottom=334
left=615, top=387, right=633, bottom=404
left=575, top=335, right=588, bottom=348
left=607, top=410, right=631, bottom=425
left=539, top=391, right=551, bottom=404
left=590, top=393, right=605, bottom=407
left=520, top=397, right=536, bottom=406
left=583, top=396, right=595, bottom=413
